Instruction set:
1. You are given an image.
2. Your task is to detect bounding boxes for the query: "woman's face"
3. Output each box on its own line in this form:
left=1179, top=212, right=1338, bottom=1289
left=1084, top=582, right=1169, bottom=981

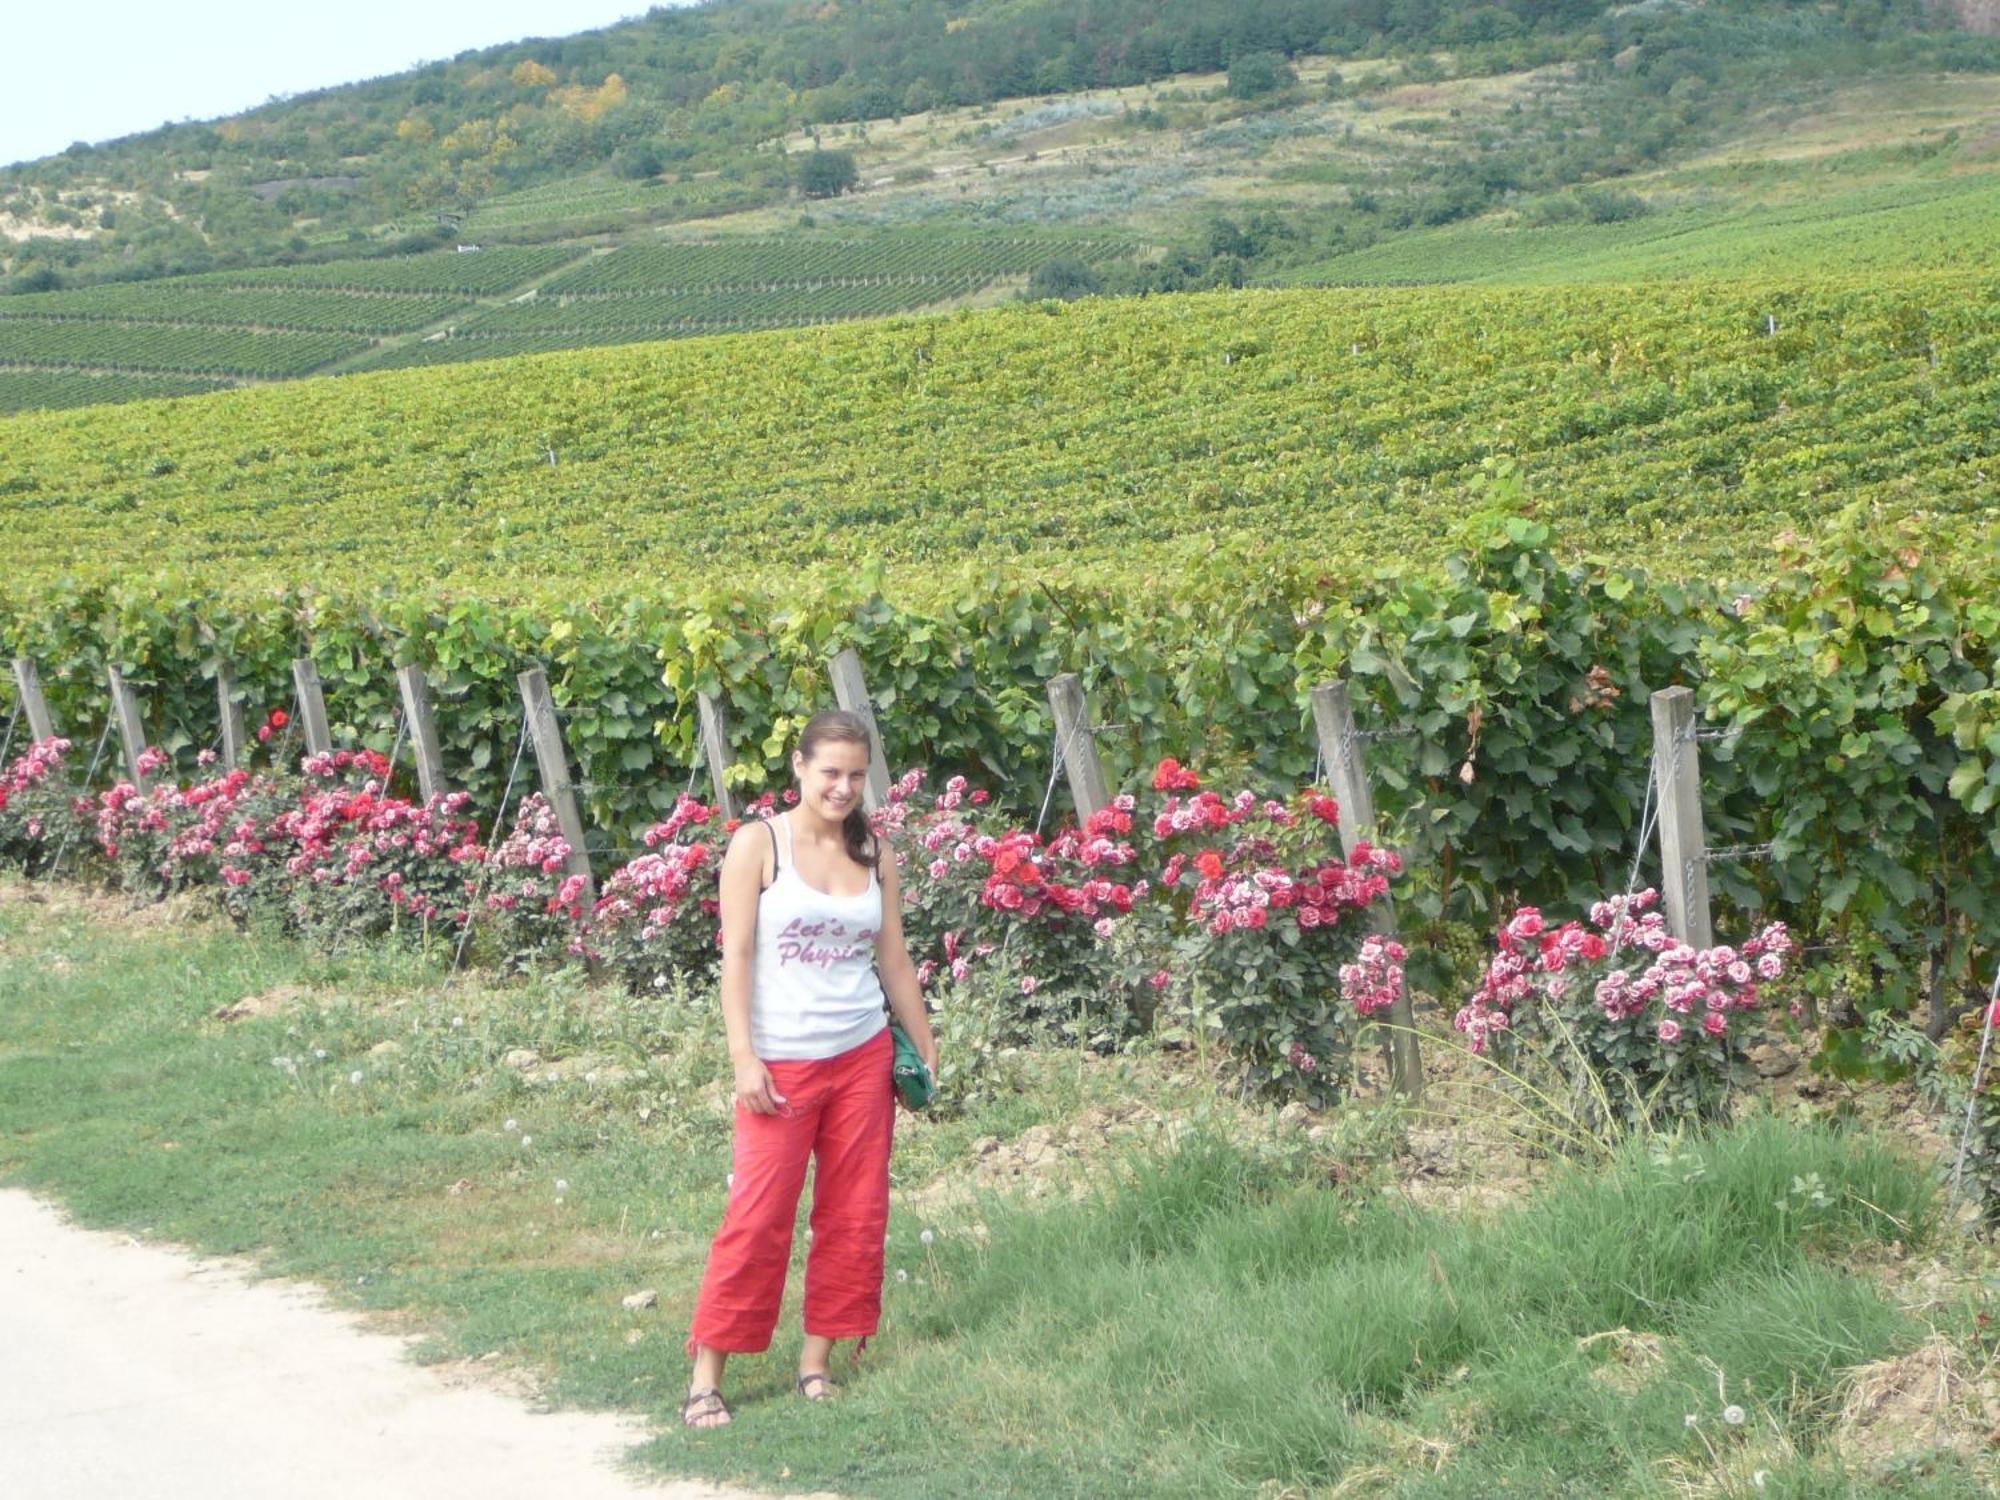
left=793, top=738, right=871, bottom=823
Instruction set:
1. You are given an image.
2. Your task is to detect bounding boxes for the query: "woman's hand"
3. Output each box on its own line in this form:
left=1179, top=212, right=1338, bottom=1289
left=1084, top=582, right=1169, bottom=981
left=894, top=1031, right=940, bottom=1115
left=733, top=1055, right=788, bottom=1115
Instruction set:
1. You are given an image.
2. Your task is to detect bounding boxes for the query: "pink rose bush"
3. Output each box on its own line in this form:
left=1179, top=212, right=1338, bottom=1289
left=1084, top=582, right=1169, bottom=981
left=879, top=759, right=1403, bottom=1100
left=78, top=742, right=483, bottom=943
left=0, top=737, right=79, bottom=876
left=479, top=792, right=584, bottom=972
left=1152, top=771, right=1402, bottom=1102
left=254, top=750, right=486, bottom=941
left=0, top=735, right=1404, bottom=1100
left=569, top=788, right=761, bottom=991
left=1455, top=888, right=1795, bottom=1125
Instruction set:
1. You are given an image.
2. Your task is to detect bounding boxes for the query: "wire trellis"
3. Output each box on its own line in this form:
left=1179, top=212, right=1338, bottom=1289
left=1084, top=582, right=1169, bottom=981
left=269, top=687, right=302, bottom=770
left=1035, top=706, right=1107, bottom=838
left=448, top=713, right=534, bottom=976
left=385, top=707, right=407, bottom=793
left=1947, top=965, right=2000, bottom=1214
left=48, top=716, right=115, bottom=877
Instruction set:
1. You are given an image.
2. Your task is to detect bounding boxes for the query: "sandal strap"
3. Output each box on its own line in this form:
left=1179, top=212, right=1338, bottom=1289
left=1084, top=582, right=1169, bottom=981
left=682, top=1387, right=729, bottom=1419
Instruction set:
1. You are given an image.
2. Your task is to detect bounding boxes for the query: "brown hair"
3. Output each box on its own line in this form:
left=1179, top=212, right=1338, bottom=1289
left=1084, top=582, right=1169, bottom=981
left=794, top=709, right=878, bottom=869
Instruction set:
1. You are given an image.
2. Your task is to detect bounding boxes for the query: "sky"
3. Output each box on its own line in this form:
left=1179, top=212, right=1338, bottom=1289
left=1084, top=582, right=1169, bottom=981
left=3, top=2, right=701, bottom=168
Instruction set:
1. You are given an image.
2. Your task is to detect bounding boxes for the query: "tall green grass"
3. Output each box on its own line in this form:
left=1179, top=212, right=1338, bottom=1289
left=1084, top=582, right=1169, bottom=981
left=0, top=888, right=1987, bottom=1498
left=737, top=1116, right=1943, bottom=1497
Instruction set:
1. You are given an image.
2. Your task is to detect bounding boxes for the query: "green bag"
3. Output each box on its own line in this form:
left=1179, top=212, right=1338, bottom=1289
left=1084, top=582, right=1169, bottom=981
left=889, top=1019, right=935, bottom=1111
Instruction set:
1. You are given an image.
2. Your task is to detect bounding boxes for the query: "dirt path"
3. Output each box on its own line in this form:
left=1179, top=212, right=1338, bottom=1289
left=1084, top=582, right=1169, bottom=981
left=0, top=1185, right=800, bottom=1500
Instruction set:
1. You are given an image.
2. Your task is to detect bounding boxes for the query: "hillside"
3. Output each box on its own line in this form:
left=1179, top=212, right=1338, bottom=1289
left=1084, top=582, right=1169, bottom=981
left=6, top=34, right=2000, bottom=413
left=0, top=1, right=1990, bottom=297
left=0, top=0, right=1783, bottom=282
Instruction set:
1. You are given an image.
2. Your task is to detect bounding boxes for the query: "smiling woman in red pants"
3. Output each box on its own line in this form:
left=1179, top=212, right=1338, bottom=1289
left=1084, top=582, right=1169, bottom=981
left=681, top=709, right=940, bottom=1429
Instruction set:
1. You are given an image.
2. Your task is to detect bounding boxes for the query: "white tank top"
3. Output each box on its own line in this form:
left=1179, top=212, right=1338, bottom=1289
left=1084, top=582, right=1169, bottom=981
left=749, top=812, right=890, bottom=1062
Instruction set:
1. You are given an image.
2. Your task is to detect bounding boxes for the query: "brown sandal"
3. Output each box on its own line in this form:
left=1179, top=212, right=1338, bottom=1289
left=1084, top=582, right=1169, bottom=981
left=682, top=1386, right=732, bottom=1427
left=795, top=1371, right=838, bottom=1401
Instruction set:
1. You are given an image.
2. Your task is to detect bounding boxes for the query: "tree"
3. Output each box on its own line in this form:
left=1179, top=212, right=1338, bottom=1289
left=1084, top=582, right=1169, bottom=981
left=1025, top=256, right=1102, bottom=301
left=612, top=139, right=664, bottom=179
left=1226, top=51, right=1296, bottom=100
left=10, top=262, right=61, bottom=293
left=796, top=148, right=858, bottom=198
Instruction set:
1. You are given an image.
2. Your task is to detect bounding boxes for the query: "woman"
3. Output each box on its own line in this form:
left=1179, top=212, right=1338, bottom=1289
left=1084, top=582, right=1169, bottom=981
left=681, top=709, right=939, bottom=1428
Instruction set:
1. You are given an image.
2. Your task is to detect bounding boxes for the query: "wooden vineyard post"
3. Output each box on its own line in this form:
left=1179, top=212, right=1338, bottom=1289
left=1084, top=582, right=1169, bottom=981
left=107, top=667, right=152, bottom=794
left=291, top=657, right=333, bottom=758
left=695, top=691, right=737, bottom=822
left=517, top=666, right=595, bottom=906
left=216, top=665, right=247, bottom=772
left=1311, top=681, right=1423, bottom=1101
left=826, top=647, right=892, bottom=813
left=1043, top=673, right=1109, bottom=823
left=1650, top=686, right=1713, bottom=950
left=395, top=665, right=448, bottom=804
left=10, top=658, right=57, bottom=742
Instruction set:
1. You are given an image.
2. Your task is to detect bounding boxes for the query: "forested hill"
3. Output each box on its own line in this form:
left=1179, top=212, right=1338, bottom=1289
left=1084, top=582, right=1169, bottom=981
left=4, top=0, right=1990, bottom=290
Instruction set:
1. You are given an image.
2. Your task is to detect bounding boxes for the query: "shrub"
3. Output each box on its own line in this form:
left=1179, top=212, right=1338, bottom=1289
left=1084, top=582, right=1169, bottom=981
left=1455, top=889, right=1796, bottom=1129
left=1025, top=256, right=1102, bottom=301
left=94, top=746, right=238, bottom=899
left=479, top=792, right=582, bottom=972
left=797, top=149, right=859, bottom=198
left=262, top=750, right=484, bottom=946
left=611, top=140, right=663, bottom=180
left=1153, top=766, right=1401, bottom=1102
left=0, top=737, right=81, bottom=876
left=886, top=760, right=1403, bottom=1102
left=3, top=735, right=1404, bottom=1103
left=1227, top=52, right=1297, bottom=101
left=576, top=789, right=751, bottom=992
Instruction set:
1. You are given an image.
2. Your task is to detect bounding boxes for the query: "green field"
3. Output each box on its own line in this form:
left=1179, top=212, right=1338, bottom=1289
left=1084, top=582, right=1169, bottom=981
left=1281, top=172, right=2000, bottom=287
left=461, top=174, right=772, bottom=237
left=0, top=285, right=475, bottom=334
left=2, top=271, right=1993, bottom=597
left=0, top=248, right=581, bottom=399
left=0, top=320, right=373, bottom=379
left=0, top=233, right=1139, bottom=408
left=179, top=246, right=588, bottom=294
left=344, top=233, right=1137, bottom=372
left=0, top=369, right=232, bottom=411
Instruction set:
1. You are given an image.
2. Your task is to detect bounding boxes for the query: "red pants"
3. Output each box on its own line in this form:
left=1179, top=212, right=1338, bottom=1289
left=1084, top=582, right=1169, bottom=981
left=685, top=1026, right=895, bottom=1357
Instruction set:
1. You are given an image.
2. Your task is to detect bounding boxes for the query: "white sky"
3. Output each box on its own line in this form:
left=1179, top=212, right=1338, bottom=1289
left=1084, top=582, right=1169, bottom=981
left=3, top=2, right=702, bottom=169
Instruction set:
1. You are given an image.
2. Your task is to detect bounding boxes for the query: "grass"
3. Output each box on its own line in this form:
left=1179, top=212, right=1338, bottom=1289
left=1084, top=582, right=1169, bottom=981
left=1278, top=171, right=2000, bottom=287
left=1, top=879, right=1995, bottom=1497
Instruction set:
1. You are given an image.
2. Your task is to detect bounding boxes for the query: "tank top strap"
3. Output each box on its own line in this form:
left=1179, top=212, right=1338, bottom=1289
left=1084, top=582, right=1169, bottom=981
left=777, top=810, right=794, bottom=868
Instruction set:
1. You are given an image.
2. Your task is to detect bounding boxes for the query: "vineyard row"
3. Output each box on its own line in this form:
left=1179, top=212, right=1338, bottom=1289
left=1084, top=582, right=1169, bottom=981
left=0, top=525, right=1993, bottom=1009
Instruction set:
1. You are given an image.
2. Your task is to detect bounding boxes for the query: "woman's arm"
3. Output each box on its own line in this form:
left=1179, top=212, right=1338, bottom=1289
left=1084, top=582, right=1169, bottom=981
left=874, top=838, right=939, bottom=1080
left=718, top=822, right=785, bottom=1114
